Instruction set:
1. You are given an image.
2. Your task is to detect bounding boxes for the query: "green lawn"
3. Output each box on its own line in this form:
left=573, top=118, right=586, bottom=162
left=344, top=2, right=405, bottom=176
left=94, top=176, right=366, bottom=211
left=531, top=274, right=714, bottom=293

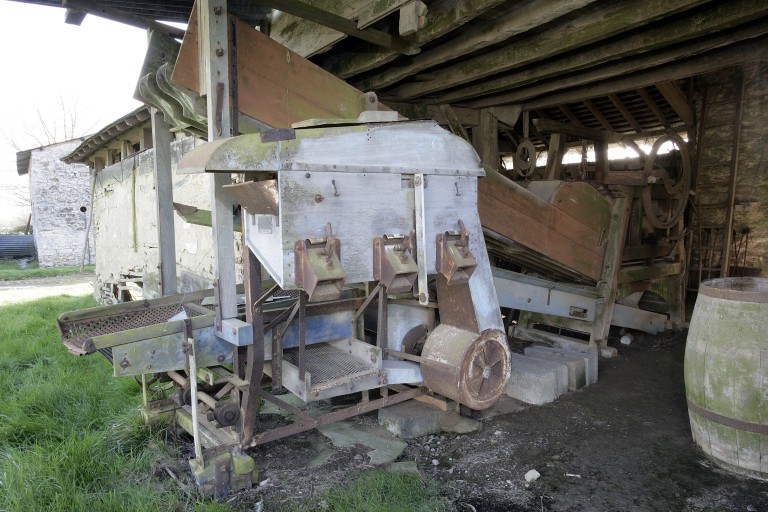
left=0, top=295, right=227, bottom=512
left=0, top=294, right=448, bottom=511
left=0, top=260, right=95, bottom=280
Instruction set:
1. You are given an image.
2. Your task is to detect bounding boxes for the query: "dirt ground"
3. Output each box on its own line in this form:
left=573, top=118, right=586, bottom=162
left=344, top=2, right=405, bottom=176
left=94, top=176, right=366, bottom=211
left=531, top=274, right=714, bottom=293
left=225, top=329, right=768, bottom=511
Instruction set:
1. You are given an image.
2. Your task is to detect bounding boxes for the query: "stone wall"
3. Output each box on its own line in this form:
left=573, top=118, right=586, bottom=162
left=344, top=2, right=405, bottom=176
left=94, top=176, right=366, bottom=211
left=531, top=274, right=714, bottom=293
left=28, top=140, right=96, bottom=267
left=696, top=63, right=768, bottom=275
left=92, top=136, right=242, bottom=302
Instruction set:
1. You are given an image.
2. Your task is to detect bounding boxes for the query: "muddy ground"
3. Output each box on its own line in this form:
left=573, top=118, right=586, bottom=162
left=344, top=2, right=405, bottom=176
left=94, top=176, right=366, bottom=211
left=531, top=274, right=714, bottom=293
left=217, top=328, right=768, bottom=511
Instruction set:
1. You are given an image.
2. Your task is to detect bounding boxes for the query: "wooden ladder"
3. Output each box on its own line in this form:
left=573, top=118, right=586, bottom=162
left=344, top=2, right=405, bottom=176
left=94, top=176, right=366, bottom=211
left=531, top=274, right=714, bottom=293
left=687, top=69, right=745, bottom=293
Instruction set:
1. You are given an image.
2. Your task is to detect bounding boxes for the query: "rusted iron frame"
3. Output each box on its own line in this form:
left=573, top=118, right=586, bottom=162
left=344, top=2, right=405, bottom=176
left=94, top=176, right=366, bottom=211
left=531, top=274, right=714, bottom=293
left=250, top=386, right=424, bottom=447
left=298, top=291, right=307, bottom=383
left=240, top=237, right=264, bottom=444
left=376, top=285, right=387, bottom=349
left=352, top=283, right=383, bottom=321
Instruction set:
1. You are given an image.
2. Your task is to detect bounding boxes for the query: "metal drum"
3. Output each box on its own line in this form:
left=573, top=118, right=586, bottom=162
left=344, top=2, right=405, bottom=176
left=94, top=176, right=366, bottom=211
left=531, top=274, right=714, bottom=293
left=684, top=277, right=768, bottom=480
left=421, top=324, right=511, bottom=410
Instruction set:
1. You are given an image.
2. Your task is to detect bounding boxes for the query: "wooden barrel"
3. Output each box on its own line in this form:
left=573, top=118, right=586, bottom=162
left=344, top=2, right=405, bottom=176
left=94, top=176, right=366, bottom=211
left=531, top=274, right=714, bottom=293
left=684, top=277, right=768, bottom=480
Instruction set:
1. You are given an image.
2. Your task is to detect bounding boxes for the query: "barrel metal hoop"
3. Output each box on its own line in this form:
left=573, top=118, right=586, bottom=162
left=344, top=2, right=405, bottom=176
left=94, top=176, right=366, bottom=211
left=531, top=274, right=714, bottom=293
left=687, top=398, right=768, bottom=435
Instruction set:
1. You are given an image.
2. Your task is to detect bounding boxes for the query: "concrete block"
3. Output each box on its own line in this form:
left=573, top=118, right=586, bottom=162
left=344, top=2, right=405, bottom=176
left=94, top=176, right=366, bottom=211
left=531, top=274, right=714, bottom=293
left=511, top=353, right=568, bottom=396
left=524, top=346, right=586, bottom=390
left=378, top=400, right=442, bottom=439
left=505, top=354, right=567, bottom=405
left=526, top=345, right=598, bottom=385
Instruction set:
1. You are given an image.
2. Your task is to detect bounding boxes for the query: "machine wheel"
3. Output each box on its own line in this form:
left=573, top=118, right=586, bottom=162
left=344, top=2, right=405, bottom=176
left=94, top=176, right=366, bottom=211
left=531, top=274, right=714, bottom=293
left=421, top=324, right=511, bottom=410
left=642, top=130, right=691, bottom=229
left=514, top=139, right=536, bottom=177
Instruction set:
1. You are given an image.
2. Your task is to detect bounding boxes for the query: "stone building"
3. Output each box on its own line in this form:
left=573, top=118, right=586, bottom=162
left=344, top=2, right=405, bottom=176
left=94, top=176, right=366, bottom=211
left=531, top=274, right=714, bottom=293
left=16, top=139, right=95, bottom=267
left=62, top=107, right=226, bottom=302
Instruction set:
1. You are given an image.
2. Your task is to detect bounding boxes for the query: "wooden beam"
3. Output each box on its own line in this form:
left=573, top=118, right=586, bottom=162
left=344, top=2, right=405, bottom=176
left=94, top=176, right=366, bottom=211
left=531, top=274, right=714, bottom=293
left=259, top=0, right=415, bottom=54
left=472, top=109, right=499, bottom=169
left=355, top=0, right=600, bottom=91
left=558, top=105, right=583, bottom=128
left=382, top=101, right=480, bottom=126
left=270, top=0, right=411, bottom=58
left=389, top=0, right=708, bottom=100
left=439, top=105, right=471, bottom=141
left=636, top=87, right=669, bottom=128
left=330, top=0, right=505, bottom=79
left=533, top=118, right=621, bottom=142
left=608, top=94, right=642, bottom=133
left=488, top=105, right=522, bottom=128
left=544, top=133, right=566, bottom=180
left=656, top=81, right=695, bottom=128
left=151, top=108, right=177, bottom=296
left=583, top=99, right=614, bottom=132
left=63, top=0, right=186, bottom=38
left=522, top=36, right=768, bottom=109
left=200, top=0, right=238, bottom=323
left=449, top=0, right=768, bottom=106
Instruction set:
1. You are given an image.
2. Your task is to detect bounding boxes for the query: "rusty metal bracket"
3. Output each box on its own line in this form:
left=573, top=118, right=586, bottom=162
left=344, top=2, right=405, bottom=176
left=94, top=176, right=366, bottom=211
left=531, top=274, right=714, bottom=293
left=436, top=220, right=477, bottom=285
left=373, top=231, right=418, bottom=294
left=294, top=223, right=345, bottom=302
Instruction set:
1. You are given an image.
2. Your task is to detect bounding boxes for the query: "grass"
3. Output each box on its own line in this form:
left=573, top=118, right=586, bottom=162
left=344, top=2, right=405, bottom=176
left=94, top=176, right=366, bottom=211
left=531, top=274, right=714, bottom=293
left=0, top=294, right=450, bottom=512
left=0, top=294, right=228, bottom=512
left=0, top=260, right=95, bottom=281
left=288, top=470, right=449, bottom=512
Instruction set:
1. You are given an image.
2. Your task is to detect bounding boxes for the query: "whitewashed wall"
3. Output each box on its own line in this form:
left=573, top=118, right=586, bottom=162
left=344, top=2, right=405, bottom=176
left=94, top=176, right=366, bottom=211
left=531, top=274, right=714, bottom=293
left=92, top=136, right=242, bottom=302
left=28, top=140, right=95, bottom=267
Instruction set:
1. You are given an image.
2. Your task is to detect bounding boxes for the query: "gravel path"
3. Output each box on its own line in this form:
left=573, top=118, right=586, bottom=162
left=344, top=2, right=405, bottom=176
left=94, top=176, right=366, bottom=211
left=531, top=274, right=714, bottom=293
left=0, top=274, right=94, bottom=305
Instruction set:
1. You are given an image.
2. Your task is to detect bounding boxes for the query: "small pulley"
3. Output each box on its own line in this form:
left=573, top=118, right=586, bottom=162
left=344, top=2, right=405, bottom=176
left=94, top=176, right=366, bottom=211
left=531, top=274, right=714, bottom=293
left=514, top=111, right=536, bottom=177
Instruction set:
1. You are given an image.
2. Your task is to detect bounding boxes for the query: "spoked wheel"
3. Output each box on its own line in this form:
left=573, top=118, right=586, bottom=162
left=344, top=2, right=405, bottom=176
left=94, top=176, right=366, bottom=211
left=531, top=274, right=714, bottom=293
left=641, top=130, right=691, bottom=229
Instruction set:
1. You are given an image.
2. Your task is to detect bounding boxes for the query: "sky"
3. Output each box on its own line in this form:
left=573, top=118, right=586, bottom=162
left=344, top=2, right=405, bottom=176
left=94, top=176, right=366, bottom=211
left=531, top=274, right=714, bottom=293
left=0, top=1, right=148, bottom=229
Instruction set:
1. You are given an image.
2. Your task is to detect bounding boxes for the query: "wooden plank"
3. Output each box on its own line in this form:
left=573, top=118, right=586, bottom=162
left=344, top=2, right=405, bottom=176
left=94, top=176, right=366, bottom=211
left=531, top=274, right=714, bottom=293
left=456, top=1, right=768, bottom=106
left=488, top=105, right=522, bottom=128
left=64, top=0, right=185, bottom=38
left=383, top=101, right=480, bottom=126
left=543, top=133, right=566, bottom=180
left=389, top=0, right=708, bottom=99
left=608, top=94, right=642, bottom=133
left=399, top=1, right=428, bottom=36
left=261, top=0, right=413, bottom=54
left=720, top=72, right=745, bottom=276
left=481, top=26, right=768, bottom=109
left=636, top=87, right=669, bottom=128
left=172, top=11, right=388, bottom=129
left=151, top=108, right=177, bottom=296
left=533, top=118, right=620, bottom=142
left=472, top=109, right=498, bottom=169
left=270, top=0, right=411, bottom=58
left=655, top=81, right=694, bottom=127
left=478, top=169, right=605, bottom=280
left=330, top=0, right=505, bottom=79
left=356, top=0, right=601, bottom=91
left=583, top=99, right=614, bottom=132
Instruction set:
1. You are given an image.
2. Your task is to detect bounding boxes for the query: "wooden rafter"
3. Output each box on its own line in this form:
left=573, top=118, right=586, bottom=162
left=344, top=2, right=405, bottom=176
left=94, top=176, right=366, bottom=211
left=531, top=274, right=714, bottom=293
left=608, top=94, right=642, bottom=133
left=258, top=0, right=415, bottom=54
left=456, top=1, right=768, bottom=107
left=655, top=81, right=695, bottom=127
left=330, top=0, right=506, bottom=79
left=558, top=105, right=583, bottom=128
left=523, top=35, right=768, bottom=109
left=387, top=0, right=709, bottom=100
left=354, top=0, right=600, bottom=91
left=636, top=87, right=669, bottom=128
left=583, top=99, right=614, bottom=132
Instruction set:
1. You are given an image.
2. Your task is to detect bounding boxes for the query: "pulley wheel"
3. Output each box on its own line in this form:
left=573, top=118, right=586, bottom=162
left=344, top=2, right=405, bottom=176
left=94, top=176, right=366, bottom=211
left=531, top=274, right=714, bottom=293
left=421, top=324, right=511, bottom=410
left=642, top=130, right=691, bottom=229
left=214, top=401, right=241, bottom=427
left=514, top=139, right=536, bottom=177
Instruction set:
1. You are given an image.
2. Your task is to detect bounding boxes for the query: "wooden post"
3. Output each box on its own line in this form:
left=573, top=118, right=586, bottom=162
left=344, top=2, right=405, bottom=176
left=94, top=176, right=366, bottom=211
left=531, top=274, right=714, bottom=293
left=151, top=107, right=177, bottom=296
left=472, top=109, right=499, bottom=169
left=199, top=0, right=237, bottom=326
